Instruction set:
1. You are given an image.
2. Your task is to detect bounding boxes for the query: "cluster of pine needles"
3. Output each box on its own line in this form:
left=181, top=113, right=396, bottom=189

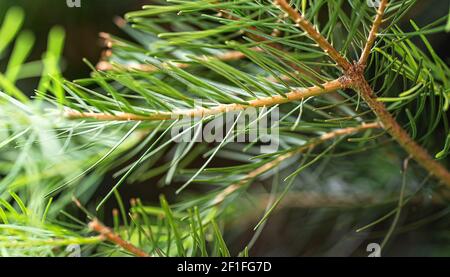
left=0, top=0, right=450, bottom=256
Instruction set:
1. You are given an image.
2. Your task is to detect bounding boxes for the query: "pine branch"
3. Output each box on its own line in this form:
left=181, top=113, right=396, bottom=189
left=100, top=13, right=318, bottom=83
left=351, top=0, right=450, bottom=187
left=89, top=218, right=150, bottom=257
left=273, top=0, right=352, bottom=71
left=3, top=0, right=450, bottom=257
left=275, top=0, right=450, bottom=188
left=359, top=0, right=389, bottom=66
left=65, top=78, right=348, bottom=121
left=64, top=1, right=450, bottom=189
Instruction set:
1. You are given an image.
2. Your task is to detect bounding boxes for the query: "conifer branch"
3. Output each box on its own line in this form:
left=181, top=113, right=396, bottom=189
left=273, top=0, right=352, bottom=71
left=65, top=78, right=349, bottom=121
left=272, top=0, right=450, bottom=188
left=212, top=122, right=382, bottom=205
left=71, top=0, right=450, bottom=191
left=359, top=0, right=389, bottom=66
left=100, top=14, right=316, bottom=82
left=3, top=1, right=450, bottom=257
left=350, top=0, right=450, bottom=188
left=89, top=218, right=150, bottom=257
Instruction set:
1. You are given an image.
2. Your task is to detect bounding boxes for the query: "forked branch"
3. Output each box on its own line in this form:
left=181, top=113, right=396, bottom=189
left=273, top=0, right=450, bottom=188
left=68, top=1, right=450, bottom=189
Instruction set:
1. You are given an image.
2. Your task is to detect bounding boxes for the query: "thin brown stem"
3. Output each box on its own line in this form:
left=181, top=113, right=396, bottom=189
left=274, top=0, right=450, bottom=188
left=102, top=14, right=318, bottom=83
left=273, top=0, right=352, bottom=71
left=96, top=48, right=257, bottom=72
left=353, top=78, right=450, bottom=187
left=89, top=218, right=150, bottom=257
left=352, top=0, right=450, bottom=187
left=66, top=78, right=348, bottom=121
left=359, top=0, right=389, bottom=66
left=212, top=122, right=382, bottom=205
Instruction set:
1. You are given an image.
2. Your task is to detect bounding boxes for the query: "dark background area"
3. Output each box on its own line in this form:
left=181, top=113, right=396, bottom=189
left=0, top=0, right=146, bottom=79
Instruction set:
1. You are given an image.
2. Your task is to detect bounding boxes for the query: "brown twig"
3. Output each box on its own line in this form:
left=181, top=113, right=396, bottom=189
left=212, top=122, right=382, bottom=205
left=273, top=0, right=450, bottom=188
left=351, top=0, right=450, bottom=187
left=359, top=0, right=389, bottom=66
left=353, top=77, right=450, bottom=187
left=273, top=0, right=352, bottom=71
left=65, top=78, right=348, bottom=121
left=96, top=48, right=257, bottom=72
left=89, top=218, right=150, bottom=257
